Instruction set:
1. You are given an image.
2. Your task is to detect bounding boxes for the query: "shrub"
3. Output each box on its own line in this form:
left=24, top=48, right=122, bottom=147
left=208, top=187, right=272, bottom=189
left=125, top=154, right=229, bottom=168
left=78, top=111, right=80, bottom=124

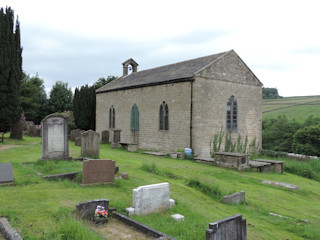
left=293, top=124, right=320, bottom=156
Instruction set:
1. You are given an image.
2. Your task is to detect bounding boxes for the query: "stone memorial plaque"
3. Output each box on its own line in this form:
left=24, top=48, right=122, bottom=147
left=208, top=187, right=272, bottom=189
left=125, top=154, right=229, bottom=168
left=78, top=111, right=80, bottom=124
left=82, top=159, right=115, bottom=185
left=0, top=163, right=14, bottom=184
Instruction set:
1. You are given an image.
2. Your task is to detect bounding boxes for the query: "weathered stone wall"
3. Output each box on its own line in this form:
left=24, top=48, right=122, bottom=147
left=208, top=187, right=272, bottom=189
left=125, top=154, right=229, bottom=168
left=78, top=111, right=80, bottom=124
left=96, top=82, right=191, bottom=152
left=193, top=51, right=262, bottom=157
left=96, top=51, right=262, bottom=157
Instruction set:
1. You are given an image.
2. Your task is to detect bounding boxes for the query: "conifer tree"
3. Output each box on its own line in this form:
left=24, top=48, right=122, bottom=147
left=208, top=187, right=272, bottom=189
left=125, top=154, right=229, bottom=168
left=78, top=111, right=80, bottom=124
left=0, top=7, right=23, bottom=133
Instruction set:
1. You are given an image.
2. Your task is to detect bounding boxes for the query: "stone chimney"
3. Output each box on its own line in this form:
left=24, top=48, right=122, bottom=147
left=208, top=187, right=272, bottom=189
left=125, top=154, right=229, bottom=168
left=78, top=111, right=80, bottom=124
left=122, top=58, right=139, bottom=76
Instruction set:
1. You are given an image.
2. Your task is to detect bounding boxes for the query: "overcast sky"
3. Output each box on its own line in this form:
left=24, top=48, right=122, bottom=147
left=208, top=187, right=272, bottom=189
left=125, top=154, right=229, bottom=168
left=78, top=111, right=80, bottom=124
left=2, top=0, right=320, bottom=97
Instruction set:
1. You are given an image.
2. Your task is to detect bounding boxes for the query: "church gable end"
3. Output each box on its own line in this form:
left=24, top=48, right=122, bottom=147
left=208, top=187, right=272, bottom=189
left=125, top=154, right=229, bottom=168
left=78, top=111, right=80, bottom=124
left=195, top=50, right=262, bottom=86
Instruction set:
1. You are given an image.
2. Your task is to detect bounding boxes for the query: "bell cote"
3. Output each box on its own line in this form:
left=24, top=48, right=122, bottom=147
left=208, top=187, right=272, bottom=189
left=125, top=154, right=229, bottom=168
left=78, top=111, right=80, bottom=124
left=122, top=58, right=139, bottom=76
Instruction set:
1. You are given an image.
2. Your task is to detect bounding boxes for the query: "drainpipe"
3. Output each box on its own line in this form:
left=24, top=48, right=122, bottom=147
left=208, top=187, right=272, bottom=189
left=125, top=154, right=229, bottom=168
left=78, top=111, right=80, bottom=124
left=190, top=79, right=194, bottom=149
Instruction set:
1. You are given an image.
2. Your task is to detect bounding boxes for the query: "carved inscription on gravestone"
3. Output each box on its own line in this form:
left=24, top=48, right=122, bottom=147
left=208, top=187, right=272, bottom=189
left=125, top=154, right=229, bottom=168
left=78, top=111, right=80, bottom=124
left=82, top=159, right=115, bottom=185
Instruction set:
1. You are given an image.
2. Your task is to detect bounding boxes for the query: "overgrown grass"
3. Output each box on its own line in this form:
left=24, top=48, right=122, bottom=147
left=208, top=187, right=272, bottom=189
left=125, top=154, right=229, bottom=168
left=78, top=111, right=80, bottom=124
left=255, top=154, right=320, bottom=182
left=1, top=137, right=320, bottom=239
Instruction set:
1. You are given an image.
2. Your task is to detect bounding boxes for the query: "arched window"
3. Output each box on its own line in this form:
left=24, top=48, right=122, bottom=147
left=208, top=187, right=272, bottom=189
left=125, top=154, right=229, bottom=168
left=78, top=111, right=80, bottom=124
left=130, top=104, right=139, bottom=131
left=159, top=101, right=169, bottom=130
left=226, top=96, right=237, bottom=131
left=109, top=105, right=115, bottom=128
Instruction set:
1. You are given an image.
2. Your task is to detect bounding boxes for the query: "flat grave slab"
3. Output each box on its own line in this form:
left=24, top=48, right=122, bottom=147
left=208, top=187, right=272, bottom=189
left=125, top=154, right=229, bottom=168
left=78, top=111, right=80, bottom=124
left=0, top=163, right=14, bottom=184
left=249, top=160, right=271, bottom=173
left=142, top=151, right=168, bottom=157
left=254, top=159, right=284, bottom=173
left=195, top=157, right=215, bottom=164
left=261, top=180, right=299, bottom=190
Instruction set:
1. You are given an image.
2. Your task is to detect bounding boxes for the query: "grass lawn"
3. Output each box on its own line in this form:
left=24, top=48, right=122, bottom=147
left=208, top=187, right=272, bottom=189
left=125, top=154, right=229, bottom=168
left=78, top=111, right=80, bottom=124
left=1, top=134, right=320, bottom=239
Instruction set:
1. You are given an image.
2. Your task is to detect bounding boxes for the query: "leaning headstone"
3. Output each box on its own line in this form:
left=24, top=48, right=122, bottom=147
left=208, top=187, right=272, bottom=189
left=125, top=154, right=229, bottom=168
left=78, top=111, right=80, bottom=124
left=41, top=114, right=70, bottom=160
left=126, top=182, right=175, bottom=216
left=0, top=163, right=14, bottom=184
left=101, top=130, right=109, bottom=144
left=81, top=130, right=100, bottom=158
left=76, top=199, right=109, bottom=220
left=75, top=137, right=81, bottom=146
left=82, top=159, right=115, bottom=185
left=70, top=129, right=84, bottom=142
left=222, top=191, right=245, bottom=205
left=206, top=214, right=247, bottom=240
left=10, top=120, right=23, bottom=139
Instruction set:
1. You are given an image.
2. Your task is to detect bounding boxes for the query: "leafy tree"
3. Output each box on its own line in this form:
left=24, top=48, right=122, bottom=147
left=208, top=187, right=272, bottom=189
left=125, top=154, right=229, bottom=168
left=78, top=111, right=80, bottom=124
left=0, top=7, right=23, bottom=133
left=48, top=81, right=73, bottom=113
left=293, top=124, right=320, bottom=156
left=21, top=73, right=48, bottom=124
left=94, top=76, right=117, bottom=88
left=262, top=87, right=282, bottom=99
left=262, top=115, right=300, bottom=152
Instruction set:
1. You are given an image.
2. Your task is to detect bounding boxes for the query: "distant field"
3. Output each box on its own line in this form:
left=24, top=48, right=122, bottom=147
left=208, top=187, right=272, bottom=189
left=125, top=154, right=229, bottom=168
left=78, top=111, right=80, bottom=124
left=262, top=95, right=320, bottom=123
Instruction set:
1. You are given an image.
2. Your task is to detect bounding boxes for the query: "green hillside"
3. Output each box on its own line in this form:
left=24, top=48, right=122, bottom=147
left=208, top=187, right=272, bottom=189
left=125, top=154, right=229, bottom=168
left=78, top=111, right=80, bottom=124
left=263, top=95, right=320, bottom=123
left=1, top=135, right=320, bottom=239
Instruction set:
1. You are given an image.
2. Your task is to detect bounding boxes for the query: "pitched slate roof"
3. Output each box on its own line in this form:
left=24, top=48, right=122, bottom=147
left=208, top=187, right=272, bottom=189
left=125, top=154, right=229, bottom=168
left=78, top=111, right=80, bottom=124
left=96, top=50, right=230, bottom=93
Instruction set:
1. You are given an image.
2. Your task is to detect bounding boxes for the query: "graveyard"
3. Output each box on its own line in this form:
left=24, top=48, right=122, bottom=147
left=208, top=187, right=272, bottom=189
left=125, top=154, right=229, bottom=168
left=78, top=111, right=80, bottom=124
left=0, top=134, right=320, bottom=239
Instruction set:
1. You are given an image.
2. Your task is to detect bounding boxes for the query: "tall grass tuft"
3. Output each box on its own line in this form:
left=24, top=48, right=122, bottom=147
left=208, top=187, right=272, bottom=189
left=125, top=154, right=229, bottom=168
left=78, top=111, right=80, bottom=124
left=58, top=218, right=102, bottom=240
left=185, top=179, right=222, bottom=200
left=284, top=159, right=320, bottom=182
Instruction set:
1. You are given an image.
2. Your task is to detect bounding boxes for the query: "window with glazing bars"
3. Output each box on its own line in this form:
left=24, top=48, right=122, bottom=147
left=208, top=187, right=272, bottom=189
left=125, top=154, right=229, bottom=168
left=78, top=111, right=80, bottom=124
left=226, top=96, right=237, bottom=131
left=159, top=101, right=169, bottom=130
left=109, top=106, right=115, bottom=128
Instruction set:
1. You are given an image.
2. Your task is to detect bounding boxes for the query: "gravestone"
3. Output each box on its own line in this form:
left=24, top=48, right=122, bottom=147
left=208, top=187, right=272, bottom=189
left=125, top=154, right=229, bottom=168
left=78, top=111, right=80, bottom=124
left=41, top=114, right=70, bottom=160
left=206, top=214, right=247, bottom=240
left=70, top=129, right=84, bottom=142
left=214, top=152, right=249, bottom=170
left=10, top=120, right=23, bottom=139
left=126, top=182, right=175, bottom=216
left=0, top=163, right=14, bottom=184
left=81, top=130, right=100, bottom=158
left=76, top=199, right=109, bottom=220
left=222, top=191, right=245, bottom=205
left=101, top=130, right=109, bottom=144
left=75, top=137, right=81, bottom=146
left=82, top=159, right=115, bottom=185
left=26, top=123, right=37, bottom=137
left=111, top=129, right=121, bottom=148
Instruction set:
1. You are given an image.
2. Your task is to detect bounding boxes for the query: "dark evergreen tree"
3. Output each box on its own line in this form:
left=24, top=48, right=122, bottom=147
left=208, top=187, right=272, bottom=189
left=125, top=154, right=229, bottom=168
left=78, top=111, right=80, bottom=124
left=0, top=7, right=23, bottom=134
left=73, top=76, right=117, bottom=131
left=48, top=81, right=73, bottom=113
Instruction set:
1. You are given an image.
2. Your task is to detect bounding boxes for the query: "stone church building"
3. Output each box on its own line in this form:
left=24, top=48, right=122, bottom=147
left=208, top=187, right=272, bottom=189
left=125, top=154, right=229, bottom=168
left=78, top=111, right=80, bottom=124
left=96, top=50, right=262, bottom=157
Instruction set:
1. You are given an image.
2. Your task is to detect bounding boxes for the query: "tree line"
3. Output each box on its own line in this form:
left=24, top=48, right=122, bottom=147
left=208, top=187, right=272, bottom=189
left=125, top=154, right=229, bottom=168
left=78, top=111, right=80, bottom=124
left=263, top=115, right=320, bottom=156
left=0, top=6, right=117, bottom=136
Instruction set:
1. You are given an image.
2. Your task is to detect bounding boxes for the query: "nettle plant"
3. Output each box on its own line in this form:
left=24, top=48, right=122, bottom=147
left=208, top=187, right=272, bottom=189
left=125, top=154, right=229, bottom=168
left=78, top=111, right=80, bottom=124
left=210, top=127, right=259, bottom=157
